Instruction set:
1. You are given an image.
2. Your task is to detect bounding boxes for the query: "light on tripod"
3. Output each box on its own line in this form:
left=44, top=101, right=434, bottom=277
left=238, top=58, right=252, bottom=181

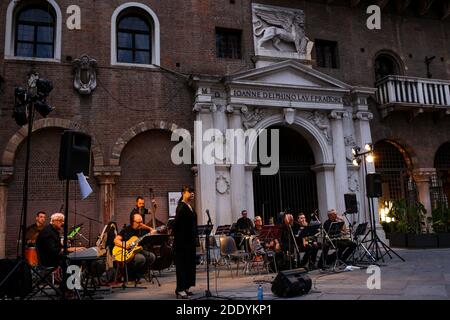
left=364, top=143, right=373, bottom=152
left=34, top=100, right=54, bottom=117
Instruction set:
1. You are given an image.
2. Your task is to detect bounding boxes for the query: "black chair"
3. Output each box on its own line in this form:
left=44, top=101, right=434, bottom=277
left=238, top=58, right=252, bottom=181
left=26, top=248, right=62, bottom=300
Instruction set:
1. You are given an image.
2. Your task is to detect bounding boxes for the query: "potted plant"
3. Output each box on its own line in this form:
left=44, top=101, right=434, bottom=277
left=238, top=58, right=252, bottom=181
left=386, top=199, right=437, bottom=248
left=428, top=203, right=450, bottom=248
left=383, top=200, right=409, bottom=247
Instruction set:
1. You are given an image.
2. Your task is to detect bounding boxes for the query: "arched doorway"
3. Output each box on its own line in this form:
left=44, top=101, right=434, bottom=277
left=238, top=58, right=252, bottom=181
left=434, top=142, right=450, bottom=207
left=252, top=126, right=318, bottom=224
left=373, top=140, right=415, bottom=206
left=6, top=128, right=99, bottom=257
left=115, top=129, right=193, bottom=226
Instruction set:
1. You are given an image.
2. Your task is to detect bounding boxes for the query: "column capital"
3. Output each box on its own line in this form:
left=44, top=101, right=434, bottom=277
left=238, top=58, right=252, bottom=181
left=412, top=168, right=437, bottom=183
left=354, top=111, right=373, bottom=121
left=0, top=166, right=14, bottom=185
left=226, top=104, right=246, bottom=114
left=193, top=102, right=215, bottom=113
left=93, top=166, right=121, bottom=184
left=328, top=110, right=348, bottom=120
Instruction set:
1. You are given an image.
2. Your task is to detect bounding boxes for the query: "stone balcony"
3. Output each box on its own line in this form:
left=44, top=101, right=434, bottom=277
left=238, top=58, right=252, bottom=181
left=375, top=75, right=450, bottom=119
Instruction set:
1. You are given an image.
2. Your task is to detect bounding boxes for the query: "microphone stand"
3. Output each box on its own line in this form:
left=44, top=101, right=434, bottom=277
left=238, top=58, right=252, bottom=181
left=196, top=209, right=230, bottom=300
left=71, top=210, right=102, bottom=248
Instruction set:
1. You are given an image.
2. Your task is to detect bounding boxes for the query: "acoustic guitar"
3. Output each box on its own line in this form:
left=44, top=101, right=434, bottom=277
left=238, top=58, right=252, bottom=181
left=112, top=226, right=167, bottom=263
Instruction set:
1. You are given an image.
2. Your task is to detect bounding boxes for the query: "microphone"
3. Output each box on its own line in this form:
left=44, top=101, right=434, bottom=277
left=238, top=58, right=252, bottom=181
left=206, top=209, right=212, bottom=225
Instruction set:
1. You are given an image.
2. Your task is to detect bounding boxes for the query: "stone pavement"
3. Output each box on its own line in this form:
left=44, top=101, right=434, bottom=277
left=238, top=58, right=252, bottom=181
left=100, top=248, right=450, bottom=300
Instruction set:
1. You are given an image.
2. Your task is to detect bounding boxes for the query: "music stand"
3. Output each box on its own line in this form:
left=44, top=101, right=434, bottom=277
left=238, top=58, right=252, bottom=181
left=297, top=224, right=321, bottom=239
left=215, top=225, right=231, bottom=236
left=140, top=234, right=170, bottom=286
left=351, top=222, right=376, bottom=264
left=321, top=221, right=346, bottom=271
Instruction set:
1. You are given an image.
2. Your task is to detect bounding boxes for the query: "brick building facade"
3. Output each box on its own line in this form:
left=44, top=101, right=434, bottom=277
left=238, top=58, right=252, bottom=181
left=0, top=0, right=449, bottom=258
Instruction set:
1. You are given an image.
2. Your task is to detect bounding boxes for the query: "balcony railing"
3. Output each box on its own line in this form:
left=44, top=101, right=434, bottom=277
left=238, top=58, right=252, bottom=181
left=376, top=75, right=450, bottom=117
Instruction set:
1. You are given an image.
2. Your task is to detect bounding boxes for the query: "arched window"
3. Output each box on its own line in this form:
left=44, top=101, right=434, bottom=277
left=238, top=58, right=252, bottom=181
left=374, top=53, right=402, bottom=82
left=4, top=0, right=62, bottom=61
left=15, top=6, right=55, bottom=58
left=433, top=142, right=450, bottom=207
left=117, top=13, right=151, bottom=64
left=111, top=3, right=161, bottom=66
left=374, top=140, right=415, bottom=204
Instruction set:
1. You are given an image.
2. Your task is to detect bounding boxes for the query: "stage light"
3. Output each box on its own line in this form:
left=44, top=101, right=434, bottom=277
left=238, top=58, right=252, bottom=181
left=366, top=154, right=374, bottom=163
left=364, top=143, right=373, bottom=152
left=34, top=100, right=54, bottom=118
left=352, top=147, right=360, bottom=156
left=13, top=87, right=29, bottom=126
left=13, top=104, right=28, bottom=126
left=36, top=78, right=53, bottom=98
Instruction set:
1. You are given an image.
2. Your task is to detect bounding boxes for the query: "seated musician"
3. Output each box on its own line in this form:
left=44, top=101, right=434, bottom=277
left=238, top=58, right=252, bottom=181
left=234, top=210, right=255, bottom=250
left=296, top=213, right=319, bottom=270
left=236, top=210, right=254, bottom=235
left=318, top=209, right=356, bottom=269
left=25, top=211, right=47, bottom=247
left=36, top=213, right=84, bottom=268
left=254, top=216, right=263, bottom=235
left=113, top=213, right=156, bottom=281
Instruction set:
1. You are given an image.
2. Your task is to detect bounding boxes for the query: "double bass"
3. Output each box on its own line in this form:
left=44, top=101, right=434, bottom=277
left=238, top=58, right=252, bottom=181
left=144, top=188, right=173, bottom=271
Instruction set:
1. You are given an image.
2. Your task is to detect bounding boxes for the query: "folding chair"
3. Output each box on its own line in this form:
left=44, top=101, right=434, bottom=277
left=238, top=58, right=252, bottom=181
left=26, top=248, right=62, bottom=300
left=218, top=236, right=249, bottom=277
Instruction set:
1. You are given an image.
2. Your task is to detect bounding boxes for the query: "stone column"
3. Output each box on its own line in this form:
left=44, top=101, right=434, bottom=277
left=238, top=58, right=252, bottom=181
left=329, top=110, right=349, bottom=214
left=413, top=168, right=435, bottom=232
left=0, top=167, right=13, bottom=258
left=94, top=167, right=121, bottom=224
left=245, top=164, right=257, bottom=219
left=311, top=163, right=337, bottom=222
left=193, top=102, right=217, bottom=225
left=227, top=104, right=247, bottom=223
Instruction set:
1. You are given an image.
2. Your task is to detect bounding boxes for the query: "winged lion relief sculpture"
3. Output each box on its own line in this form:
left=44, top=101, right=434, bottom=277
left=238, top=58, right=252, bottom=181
left=252, top=5, right=314, bottom=60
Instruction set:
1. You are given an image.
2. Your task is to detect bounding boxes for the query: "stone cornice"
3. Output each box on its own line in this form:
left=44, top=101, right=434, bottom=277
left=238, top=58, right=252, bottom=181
left=311, top=163, right=336, bottom=173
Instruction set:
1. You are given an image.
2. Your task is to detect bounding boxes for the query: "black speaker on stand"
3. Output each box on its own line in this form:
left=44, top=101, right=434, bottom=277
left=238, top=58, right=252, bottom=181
left=271, top=268, right=312, bottom=297
left=366, top=173, right=382, bottom=198
left=59, top=131, right=91, bottom=180
left=58, top=130, right=92, bottom=299
left=344, top=193, right=358, bottom=214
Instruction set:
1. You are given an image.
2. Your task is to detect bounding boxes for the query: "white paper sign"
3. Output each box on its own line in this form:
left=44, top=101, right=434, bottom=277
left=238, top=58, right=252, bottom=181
left=77, top=172, right=93, bottom=199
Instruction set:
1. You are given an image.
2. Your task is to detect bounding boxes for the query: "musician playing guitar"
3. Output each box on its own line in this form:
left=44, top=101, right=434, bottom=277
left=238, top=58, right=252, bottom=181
left=296, top=213, right=319, bottom=270
left=113, top=213, right=156, bottom=281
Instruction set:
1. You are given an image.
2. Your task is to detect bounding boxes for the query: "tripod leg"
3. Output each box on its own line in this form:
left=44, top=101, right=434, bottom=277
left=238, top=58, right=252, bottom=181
left=378, top=237, right=405, bottom=262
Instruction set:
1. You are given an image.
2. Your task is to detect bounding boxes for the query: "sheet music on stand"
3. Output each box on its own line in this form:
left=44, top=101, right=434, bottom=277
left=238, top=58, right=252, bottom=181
left=197, top=224, right=214, bottom=238
left=296, top=223, right=321, bottom=238
left=257, top=225, right=282, bottom=242
left=327, top=221, right=345, bottom=239
left=215, top=225, right=231, bottom=236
